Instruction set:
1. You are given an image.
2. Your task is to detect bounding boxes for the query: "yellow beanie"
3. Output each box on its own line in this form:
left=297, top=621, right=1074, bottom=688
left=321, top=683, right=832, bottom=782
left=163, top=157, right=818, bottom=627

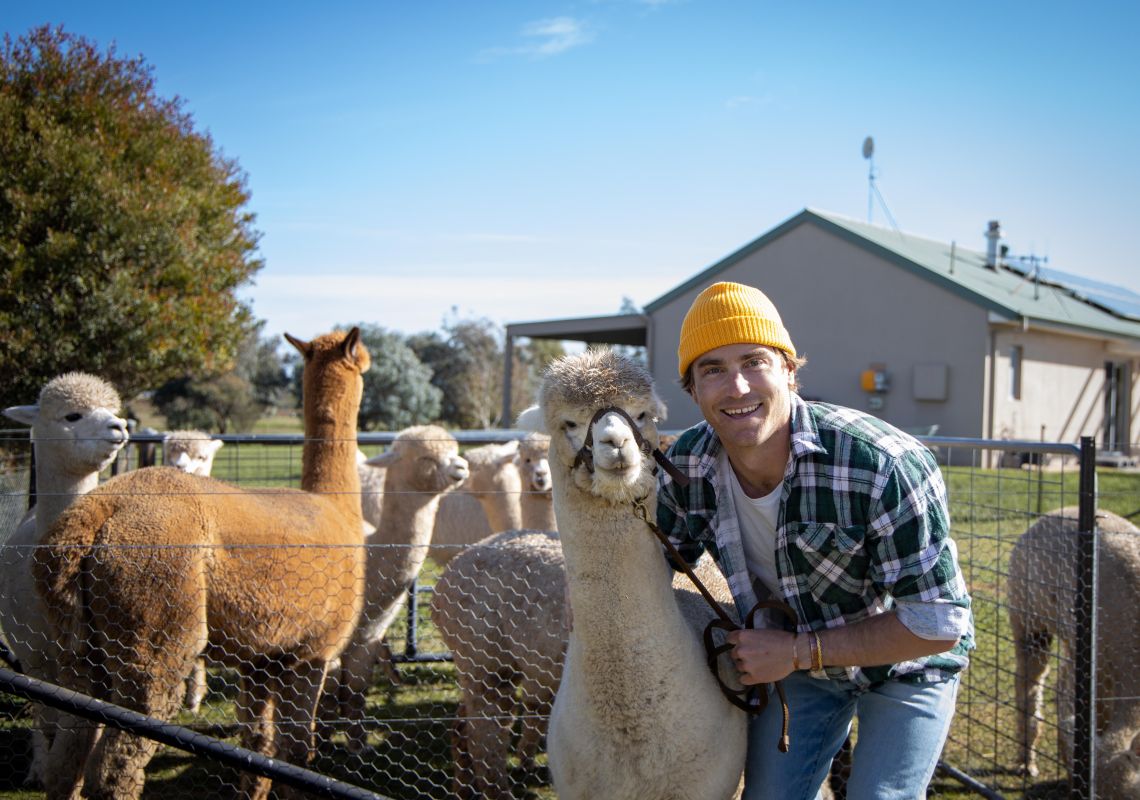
left=677, top=281, right=797, bottom=378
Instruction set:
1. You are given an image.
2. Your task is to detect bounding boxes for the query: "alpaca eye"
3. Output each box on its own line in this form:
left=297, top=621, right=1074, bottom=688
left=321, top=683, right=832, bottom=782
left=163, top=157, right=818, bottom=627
left=65, top=413, right=82, bottom=422
left=637, top=412, right=647, bottom=422
left=564, top=421, right=577, bottom=431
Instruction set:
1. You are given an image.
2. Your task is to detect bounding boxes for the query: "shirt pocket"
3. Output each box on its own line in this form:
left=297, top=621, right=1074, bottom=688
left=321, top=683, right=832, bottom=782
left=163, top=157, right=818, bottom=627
left=785, top=522, right=871, bottom=607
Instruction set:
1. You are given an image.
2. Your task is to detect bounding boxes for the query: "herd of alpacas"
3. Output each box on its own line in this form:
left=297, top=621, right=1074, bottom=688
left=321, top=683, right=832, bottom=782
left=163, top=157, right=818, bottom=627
left=2, top=333, right=1138, bottom=798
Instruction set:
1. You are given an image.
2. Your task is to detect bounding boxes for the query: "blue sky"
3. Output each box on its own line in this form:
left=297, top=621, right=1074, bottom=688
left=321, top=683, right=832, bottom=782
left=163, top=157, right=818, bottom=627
left=6, top=2, right=1139, bottom=342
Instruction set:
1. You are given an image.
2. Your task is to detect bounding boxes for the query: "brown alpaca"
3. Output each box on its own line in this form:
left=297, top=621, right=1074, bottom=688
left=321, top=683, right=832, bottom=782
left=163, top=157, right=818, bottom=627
left=34, top=328, right=370, bottom=800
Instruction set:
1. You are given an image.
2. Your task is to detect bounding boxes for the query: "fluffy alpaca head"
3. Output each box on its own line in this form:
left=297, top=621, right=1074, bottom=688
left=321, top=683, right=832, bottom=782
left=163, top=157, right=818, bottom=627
left=285, top=327, right=371, bottom=429
left=523, top=348, right=665, bottom=504
left=517, top=432, right=552, bottom=493
left=164, top=430, right=224, bottom=477
left=3, top=372, right=128, bottom=475
left=462, top=439, right=521, bottom=494
left=366, top=425, right=470, bottom=493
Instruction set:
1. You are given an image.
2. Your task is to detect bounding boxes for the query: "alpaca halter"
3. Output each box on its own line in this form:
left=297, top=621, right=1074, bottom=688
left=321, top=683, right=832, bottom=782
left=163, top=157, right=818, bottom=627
left=570, top=406, right=689, bottom=487
left=574, top=404, right=795, bottom=752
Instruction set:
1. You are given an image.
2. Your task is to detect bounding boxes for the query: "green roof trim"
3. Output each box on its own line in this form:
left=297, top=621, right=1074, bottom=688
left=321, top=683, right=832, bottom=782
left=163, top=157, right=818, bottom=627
left=645, top=209, right=1140, bottom=343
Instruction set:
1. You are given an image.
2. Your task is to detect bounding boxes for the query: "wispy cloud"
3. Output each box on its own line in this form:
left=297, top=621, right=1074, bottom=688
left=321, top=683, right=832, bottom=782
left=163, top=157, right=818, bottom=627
left=479, top=16, right=594, bottom=61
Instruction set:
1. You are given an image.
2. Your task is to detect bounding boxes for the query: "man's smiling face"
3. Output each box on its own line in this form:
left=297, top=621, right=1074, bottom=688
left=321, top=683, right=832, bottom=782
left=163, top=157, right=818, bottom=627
left=690, top=343, right=795, bottom=454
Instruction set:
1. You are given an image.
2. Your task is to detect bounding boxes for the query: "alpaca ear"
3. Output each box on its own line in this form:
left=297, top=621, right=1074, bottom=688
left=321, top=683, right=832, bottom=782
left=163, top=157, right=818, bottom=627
left=364, top=450, right=399, bottom=468
left=3, top=405, right=39, bottom=426
left=516, top=405, right=546, bottom=433
left=206, top=439, right=224, bottom=455
left=342, top=327, right=362, bottom=363
left=496, top=439, right=520, bottom=464
left=284, top=332, right=311, bottom=358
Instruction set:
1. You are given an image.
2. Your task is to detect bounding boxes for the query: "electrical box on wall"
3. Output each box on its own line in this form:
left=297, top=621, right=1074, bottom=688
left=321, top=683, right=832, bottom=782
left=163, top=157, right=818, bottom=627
left=860, top=364, right=890, bottom=393
left=913, top=363, right=949, bottom=401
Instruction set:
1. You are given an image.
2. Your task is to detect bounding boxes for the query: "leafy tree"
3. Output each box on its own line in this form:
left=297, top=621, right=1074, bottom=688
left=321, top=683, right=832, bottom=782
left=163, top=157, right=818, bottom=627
left=509, top=337, right=564, bottom=419
left=346, top=324, right=441, bottom=431
left=151, top=372, right=263, bottom=433
left=150, top=325, right=291, bottom=432
left=613, top=296, right=648, bottom=366
left=0, top=26, right=262, bottom=410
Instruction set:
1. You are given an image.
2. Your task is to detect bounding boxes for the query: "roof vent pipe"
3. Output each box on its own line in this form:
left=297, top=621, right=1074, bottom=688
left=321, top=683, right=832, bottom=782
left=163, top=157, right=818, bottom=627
left=984, top=220, right=1002, bottom=270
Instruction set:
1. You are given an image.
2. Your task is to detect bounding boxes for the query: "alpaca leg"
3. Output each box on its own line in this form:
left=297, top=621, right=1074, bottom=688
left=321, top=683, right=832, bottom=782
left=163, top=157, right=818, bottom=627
left=516, top=674, right=554, bottom=773
left=238, top=664, right=281, bottom=800
left=466, top=671, right=516, bottom=800
left=270, top=661, right=332, bottom=800
left=1015, top=629, right=1052, bottom=777
left=184, top=655, right=208, bottom=713
left=42, top=715, right=98, bottom=800
left=339, top=635, right=391, bottom=752
left=452, top=698, right=475, bottom=800
left=25, top=703, right=57, bottom=788
left=82, top=659, right=186, bottom=800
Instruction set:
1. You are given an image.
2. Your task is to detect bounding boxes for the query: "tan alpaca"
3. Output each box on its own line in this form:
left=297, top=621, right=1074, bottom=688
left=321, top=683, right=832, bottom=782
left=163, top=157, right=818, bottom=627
left=430, top=440, right=522, bottom=567
left=1008, top=506, right=1140, bottom=795
left=34, top=328, right=370, bottom=800
left=516, top=432, right=555, bottom=531
left=333, top=425, right=470, bottom=752
left=161, top=429, right=225, bottom=713
left=432, top=528, right=566, bottom=799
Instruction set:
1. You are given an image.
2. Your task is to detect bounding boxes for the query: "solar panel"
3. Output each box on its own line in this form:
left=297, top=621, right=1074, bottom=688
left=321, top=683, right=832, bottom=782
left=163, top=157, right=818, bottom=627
left=1005, top=261, right=1140, bottom=321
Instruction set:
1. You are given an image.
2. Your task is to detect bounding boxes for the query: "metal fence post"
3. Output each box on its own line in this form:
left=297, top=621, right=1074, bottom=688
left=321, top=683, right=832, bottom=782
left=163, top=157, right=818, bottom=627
left=1072, top=435, right=1097, bottom=799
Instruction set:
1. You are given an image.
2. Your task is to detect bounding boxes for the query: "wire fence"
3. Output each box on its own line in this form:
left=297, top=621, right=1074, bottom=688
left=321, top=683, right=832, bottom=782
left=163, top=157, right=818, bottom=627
left=1, top=429, right=1137, bottom=799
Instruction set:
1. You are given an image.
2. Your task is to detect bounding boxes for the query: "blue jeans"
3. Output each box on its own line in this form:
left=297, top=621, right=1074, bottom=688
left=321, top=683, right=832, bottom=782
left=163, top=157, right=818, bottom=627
left=743, top=671, right=960, bottom=800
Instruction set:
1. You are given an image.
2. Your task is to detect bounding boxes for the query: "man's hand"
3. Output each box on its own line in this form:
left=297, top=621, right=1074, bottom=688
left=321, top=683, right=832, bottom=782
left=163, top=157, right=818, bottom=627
left=726, top=628, right=798, bottom=685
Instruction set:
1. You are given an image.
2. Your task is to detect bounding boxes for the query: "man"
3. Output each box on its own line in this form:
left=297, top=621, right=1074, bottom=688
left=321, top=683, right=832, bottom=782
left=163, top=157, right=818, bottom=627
left=657, top=281, right=973, bottom=800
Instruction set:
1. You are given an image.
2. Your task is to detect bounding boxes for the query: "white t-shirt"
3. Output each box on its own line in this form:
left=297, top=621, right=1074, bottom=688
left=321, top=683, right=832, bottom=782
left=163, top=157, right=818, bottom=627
left=727, top=464, right=783, bottom=598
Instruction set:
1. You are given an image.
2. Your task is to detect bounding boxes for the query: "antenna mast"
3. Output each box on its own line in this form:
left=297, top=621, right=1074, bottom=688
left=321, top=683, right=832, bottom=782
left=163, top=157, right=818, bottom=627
left=861, top=135, right=900, bottom=232
left=863, top=136, right=875, bottom=224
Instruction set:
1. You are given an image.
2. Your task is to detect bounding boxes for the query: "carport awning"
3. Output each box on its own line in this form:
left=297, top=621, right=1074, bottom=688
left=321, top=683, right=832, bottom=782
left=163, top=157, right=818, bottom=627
left=502, top=314, right=649, bottom=425
left=505, top=313, right=647, bottom=346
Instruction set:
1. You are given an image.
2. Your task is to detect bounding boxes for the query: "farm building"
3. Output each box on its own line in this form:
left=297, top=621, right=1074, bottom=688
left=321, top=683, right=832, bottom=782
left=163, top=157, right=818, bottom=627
left=503, top=208, right=1140, bottom=458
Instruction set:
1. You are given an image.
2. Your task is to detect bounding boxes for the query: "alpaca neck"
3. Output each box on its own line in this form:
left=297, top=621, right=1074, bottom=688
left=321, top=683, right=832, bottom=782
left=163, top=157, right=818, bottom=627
left=34, top=456, right=100, bottom=536
left=559, top=488, right=684, bottom=658
left=301, top=420, right=360, bottom=518
left=521, top=493, right=556, bottom=531
left=477, top=492, right=521, bottom=533
left=376, top=485, right=443, bottom=548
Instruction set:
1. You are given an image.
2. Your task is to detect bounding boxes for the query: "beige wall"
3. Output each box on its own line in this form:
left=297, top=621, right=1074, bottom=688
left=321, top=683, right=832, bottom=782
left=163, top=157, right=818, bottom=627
left=989, top=325, right=1139, bottom=449
left=651, top=223, right=990, bottom=435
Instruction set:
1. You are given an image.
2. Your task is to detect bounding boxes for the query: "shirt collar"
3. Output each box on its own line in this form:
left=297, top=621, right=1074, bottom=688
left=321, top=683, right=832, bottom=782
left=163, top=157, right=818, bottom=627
left=788, top=393, right=828, bottom=461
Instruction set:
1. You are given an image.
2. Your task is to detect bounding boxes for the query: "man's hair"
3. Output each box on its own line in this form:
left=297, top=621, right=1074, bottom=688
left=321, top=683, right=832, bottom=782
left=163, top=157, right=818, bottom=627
left=680, top=349, right=807, bottom=396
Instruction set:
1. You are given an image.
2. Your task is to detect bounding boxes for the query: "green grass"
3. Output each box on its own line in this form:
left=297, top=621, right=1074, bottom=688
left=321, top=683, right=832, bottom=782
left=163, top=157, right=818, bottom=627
left=2, top=462, right=1137, bottom=799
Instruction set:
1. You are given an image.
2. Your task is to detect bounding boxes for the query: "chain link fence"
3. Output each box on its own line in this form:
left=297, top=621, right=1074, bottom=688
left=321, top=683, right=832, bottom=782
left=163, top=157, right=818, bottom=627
left=1, top=429, right=1137, bottom=798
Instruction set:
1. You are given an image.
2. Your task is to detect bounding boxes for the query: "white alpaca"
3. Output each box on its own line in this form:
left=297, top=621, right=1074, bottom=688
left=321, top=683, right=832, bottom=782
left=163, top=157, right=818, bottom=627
left=161, top=430, right=225, bottom=714
left=332, top=425, right=469, bottom=752
left=1008, top=507, right=1140, bottom=796
left=516, top=432, right=555, bottom=531
left=522, top=348, right=746, bottom=800
left=163, top=429, right=224, bottom=476
left=0, top=373, right=128, bottom=787
left=431, top=528, right=566, bottom=799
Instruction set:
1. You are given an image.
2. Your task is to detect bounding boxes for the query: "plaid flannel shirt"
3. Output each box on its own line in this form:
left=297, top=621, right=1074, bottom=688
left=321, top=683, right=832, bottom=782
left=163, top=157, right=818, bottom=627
left=657, top=394, right=973, bottom=689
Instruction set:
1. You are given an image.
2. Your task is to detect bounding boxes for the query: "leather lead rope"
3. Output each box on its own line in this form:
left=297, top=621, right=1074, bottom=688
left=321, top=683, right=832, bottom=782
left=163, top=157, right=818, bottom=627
left=573, top=405, right=795, bottom=752
left=634, top=501, right=795, bottom=754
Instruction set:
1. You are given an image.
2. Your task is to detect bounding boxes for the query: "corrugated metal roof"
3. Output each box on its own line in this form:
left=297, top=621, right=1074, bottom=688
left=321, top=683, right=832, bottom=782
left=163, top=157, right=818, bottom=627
left=645, top=208, right=1140, bottom=343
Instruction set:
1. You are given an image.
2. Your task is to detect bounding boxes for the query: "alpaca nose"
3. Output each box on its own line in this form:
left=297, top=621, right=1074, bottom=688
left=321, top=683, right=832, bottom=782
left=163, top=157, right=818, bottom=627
left=595, top=415, right=632, bottom=452
left=108, top=416, right=129, bottom=442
